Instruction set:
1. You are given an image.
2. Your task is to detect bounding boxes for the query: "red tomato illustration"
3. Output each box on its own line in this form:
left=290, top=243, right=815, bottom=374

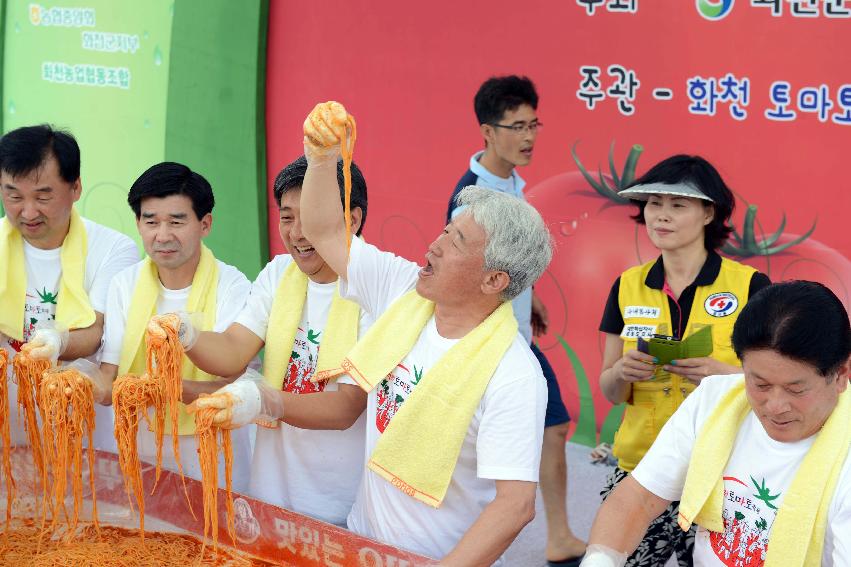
left=722, top=204, right=849, bottom=310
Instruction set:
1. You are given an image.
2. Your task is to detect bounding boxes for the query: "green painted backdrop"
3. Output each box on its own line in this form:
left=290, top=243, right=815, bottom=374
left=1, top=0, right=268, bottom=278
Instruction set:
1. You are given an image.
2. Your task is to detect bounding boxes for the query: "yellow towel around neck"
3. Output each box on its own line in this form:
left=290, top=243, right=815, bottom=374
left=0, top=209, right=95, bottom=341
left=118, top=245, right=218, bottom=435
left=262, top=260, right=360, bottom=390
left=316, top=291, right=518, bottom=508
left=678, top=376, right=851, bottom=567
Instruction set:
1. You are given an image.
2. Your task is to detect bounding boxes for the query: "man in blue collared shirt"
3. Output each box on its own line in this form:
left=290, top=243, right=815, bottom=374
left=447, top=75, right=586, bottom=567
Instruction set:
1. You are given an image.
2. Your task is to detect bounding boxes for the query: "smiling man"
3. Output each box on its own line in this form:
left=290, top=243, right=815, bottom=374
left=582, top=280, right=851, bottom=567
left=149, top=156, right=371, bottom=526
left=99, top=162, right=253, bottom=488
left=0, top=124, right=138, bottom=446
left=447, top=75, right=584, bottom=566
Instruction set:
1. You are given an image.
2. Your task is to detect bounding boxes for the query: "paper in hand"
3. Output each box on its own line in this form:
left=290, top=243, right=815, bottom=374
left=644, top=325, right=713, bottom=365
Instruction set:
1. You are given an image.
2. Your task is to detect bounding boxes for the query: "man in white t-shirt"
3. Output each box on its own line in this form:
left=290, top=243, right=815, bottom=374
left=581, top=281, right=851, bottom=567
left=148, top=156, right=370, bottom=525
left=99, top=162, right=252, bottom=489
left=190, top=102, right=550, bottom=565
left=0, top=124, right=138, bottom=447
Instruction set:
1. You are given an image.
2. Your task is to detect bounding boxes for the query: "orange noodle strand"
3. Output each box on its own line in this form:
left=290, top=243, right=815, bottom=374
left=340, top=114, right=357, bottom=253
left=0, top=348, right=13, bottom=529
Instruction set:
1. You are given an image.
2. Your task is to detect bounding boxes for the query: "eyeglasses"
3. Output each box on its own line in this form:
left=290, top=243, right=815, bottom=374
left=490, top=121, right=542, bottom=134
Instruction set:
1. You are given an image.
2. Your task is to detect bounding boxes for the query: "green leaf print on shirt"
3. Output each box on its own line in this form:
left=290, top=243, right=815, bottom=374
left=751, top=476, right=780, bottom=511
left=37, top=288, right=58, bottom=304
left=412, top=365, right=424, bottom=385
left=307, top=329, right=321, bottom=344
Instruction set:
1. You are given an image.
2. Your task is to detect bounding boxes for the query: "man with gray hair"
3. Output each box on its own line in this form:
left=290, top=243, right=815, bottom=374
left=294, top=101, right=550, bottom=565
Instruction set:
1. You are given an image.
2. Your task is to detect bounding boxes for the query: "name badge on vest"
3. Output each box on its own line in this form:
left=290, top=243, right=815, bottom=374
left=624, top=305, right=661, bottom=319
left=621, top=324, right=656, bottom=339
left=704, top=292, right=739, bottom=318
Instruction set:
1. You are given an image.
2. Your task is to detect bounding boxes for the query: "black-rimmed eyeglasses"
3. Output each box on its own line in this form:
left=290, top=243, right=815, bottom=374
left=490, top=121, right=542, bottom=134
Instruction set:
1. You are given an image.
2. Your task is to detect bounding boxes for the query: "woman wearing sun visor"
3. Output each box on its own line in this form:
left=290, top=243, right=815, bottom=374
left=595, top=155, right=771, bottom=567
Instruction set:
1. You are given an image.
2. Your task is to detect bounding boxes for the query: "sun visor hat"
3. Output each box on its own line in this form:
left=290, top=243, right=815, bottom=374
left=618, top=181, right=714, bottom=203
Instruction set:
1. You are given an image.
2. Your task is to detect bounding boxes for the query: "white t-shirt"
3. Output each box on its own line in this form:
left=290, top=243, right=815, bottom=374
left=101, top=257, right=252, bottom=491
left=338, top=237, right=547, bottom=563
left=632, top=375, right=851, bottom=566
left=234, top=254, right=368, bottom=526
left=1, top=217, right=138, bottom=447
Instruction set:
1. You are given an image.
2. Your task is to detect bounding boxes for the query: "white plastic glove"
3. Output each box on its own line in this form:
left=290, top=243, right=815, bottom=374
left=147, top=311, right=201, bottom=350
left=303, top=101, right=350, bottom=167
left=189, top=368, right=284, bottom=429
left=579, top=545, right=628, bottom=567
left=26, top=322, right=70, bottom=362
left=65, top=359, right=112, bottom=405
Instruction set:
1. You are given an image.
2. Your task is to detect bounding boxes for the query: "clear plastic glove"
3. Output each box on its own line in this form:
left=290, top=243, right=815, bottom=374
left=303, top=101, right=350, bottom=166
left=579, top=545, right=628, bottom=567
left=147, top=311, right=200, bottom=351
left=188, top=368, right=284, bottom=429
left=65, top=359, right=112, bottom=404
left=26, top=322, right=70, bottom=362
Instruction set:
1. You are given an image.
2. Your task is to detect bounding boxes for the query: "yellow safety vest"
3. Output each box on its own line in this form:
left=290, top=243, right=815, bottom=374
left=612, top=257, right=756, bottom=472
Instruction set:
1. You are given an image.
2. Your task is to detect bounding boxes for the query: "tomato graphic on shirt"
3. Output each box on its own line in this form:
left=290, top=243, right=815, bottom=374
left=282, top=327, right=326, bottom=395
left=375, top=363, right=422, bottom=433
left=375, top=380, right=404, bottom=433
left=709, top=476, right=781, bottom=566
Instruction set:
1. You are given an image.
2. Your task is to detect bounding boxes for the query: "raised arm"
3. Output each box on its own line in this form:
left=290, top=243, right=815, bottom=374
left=300, top=101, right=352, bottom=281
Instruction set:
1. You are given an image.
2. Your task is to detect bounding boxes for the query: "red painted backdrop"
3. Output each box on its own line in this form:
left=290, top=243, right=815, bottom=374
left=264, top=0, right=851, bottom=444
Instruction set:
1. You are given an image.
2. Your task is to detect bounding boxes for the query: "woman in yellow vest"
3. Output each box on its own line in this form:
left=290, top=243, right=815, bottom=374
left=596, top=155, right=770, bottom=567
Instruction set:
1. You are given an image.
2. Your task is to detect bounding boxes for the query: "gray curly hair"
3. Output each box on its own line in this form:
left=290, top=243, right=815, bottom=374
left=455, top=186, right=553, bottom=301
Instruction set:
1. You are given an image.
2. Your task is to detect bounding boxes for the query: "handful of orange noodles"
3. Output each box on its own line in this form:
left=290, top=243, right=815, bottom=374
left=193, top=404, right=235, bottom=554
left=145, top=314, right=186, bottom=476
left=111, top=372, right=163, bottom=538
left=11, top=348, right=49, bottom=491
left=37, top=367, right=99, bottom=536
left=112, top=315, right=194, bottom=537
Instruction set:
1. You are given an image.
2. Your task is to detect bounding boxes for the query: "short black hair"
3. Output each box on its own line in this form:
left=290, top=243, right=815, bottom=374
left=628, top=155, right=735, bottom=251
left=127, top=162, right=215, bottom=220
left=732, top=280, right=851, bottom=377
left=0, top=124, right=80, bottom=183
left=474, top=75, right=539, bottom=125
left=273, top=155, right=368, bottom=236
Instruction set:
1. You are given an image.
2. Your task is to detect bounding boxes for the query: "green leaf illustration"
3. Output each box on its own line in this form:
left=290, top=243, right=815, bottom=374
left=751, top=476, right=781, bottom=511
left=556, top=335, right=596, bottom=447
